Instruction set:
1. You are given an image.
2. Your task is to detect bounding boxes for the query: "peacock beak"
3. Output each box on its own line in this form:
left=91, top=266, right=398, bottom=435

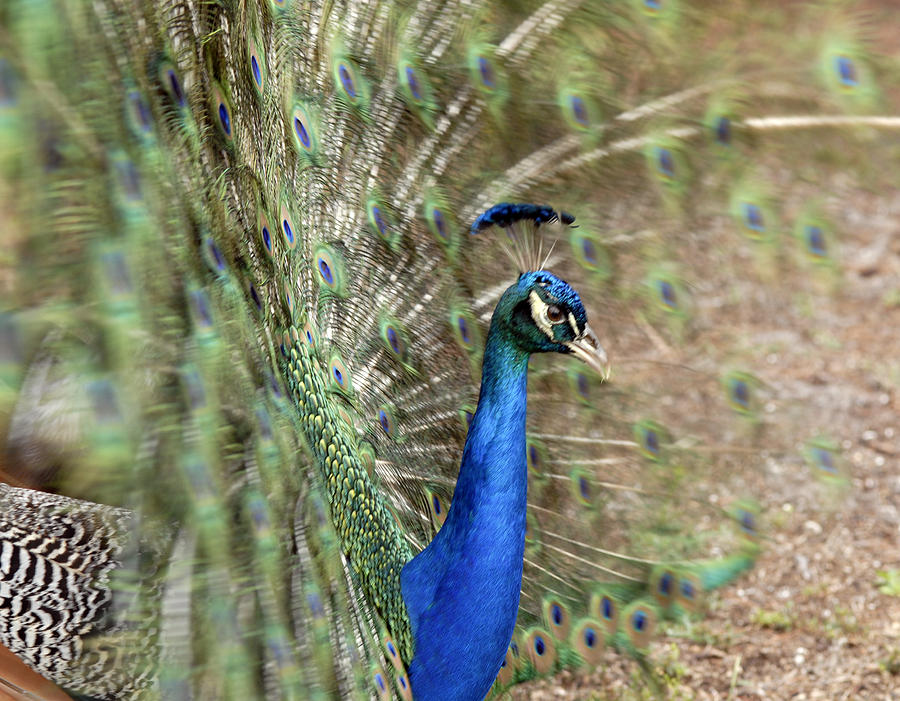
left=565, top=325, right=610, bottom=380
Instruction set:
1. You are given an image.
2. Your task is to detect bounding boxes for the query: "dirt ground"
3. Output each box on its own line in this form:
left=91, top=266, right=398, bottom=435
left=512, top=187, right=900, bottom=699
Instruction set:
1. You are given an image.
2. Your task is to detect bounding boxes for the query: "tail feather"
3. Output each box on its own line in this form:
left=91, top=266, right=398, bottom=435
left=0, top=0, right=898, bottom=698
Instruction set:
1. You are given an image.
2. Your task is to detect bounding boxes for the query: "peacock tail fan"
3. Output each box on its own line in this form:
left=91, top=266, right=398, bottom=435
left=0, top=0, right=898, bottom=699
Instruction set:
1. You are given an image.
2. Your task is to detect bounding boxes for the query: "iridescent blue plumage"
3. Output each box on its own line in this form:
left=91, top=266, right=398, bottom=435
left=402, top=269, right=605, bottom=700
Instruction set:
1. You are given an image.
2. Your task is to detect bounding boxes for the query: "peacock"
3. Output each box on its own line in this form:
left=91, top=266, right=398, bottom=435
left=1, top=0, right=898, bottom=699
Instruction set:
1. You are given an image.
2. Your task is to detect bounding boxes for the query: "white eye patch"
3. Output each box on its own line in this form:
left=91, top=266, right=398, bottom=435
left=528, top=290, right=556, bottom=339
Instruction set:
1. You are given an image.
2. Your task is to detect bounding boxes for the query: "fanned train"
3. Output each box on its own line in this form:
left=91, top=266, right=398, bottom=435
left=0, top=0, right=898, bottom=699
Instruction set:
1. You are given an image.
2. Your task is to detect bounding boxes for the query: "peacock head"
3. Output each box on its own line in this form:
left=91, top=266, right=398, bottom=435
left=495, top=270, right=610, bottom=378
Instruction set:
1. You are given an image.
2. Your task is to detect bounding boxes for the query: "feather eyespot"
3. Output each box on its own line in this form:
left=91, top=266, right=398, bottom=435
left=675, top=572, right=702, bottom=612
left=569, top=468, right=593, bottom=506
left=431, top=208, right=447, bottom=239
left=294, top=117, right=310, bottom=147
left=251, top=55, right=262, bottom=88
left=338, top=64, right=356, bottom=97
left=658, top=279, right=677, bottom=308
left=204, top=237, right=226, bottom=273
left=813, top=446, right=835, bottom=473
left=371, top=206, right=388, bottom=237
left=432, top=493, right=443, bottom=516
left=189, top=289, right=214, bottom=329
left=377, top=406, right=398, bottom=439
left=655, top=569, right=675, bottom=604
left=632, top=610, right=647, bottom=631
left=571, top=617, right=605, bottom=666
left=636, top=421, right=674, bottom=463
left=715, top=116, right=732, bottom=145
left=835, top=55, right=858, bottom=88
left=160, top=63, right=186, bottom=108
left=372, top=667, right=392, bottom=700
left=318, top=258, right=333, bottom=284
left=558, top=89, right=595, bottom=132
left=524, top=628, right=556, bottom=674
left=742, top=202, right=765, bottom=233
left=477, top=56, right=495, bottom=88
left=248, top=36, right=266, bottom=96
left=248, top=282, right=262, bottom=315
left=741, top=510, right=756, bottom=533
left=290, top=104, right=317, bottom=156
left=283, top=280, right=294, bottom=316
left=805, top=225, right=827, bottom=257
left=590, top=593, right=618, bottom=634
left=211, top=83, right=233, bottom=140
left=313, top=245, right=347, bottom=296
left=127, top=90, right=153, bottom=135
left=457, top=316, right=472, bottom=343
left=722, top=371, right=760, bottom=416
left=729, top=501, right=760, bottom=538
left=450, top=309, right=479, bottom=352
left=288, top=103, right=318, bottom=163
left=622, top=602, right=657, bottom=648
left=655, top=146, right=675, bottom=179
left=258, top=210, right=275, bottom=258
left=404, top=66, right=422, bottom=100
left=381, top=320, right=408, bottom=361
left=387, top=327, right=400, bottom=352
left=329, top=356, right=352, bottom=395
left=570, top=95, right=588, bottom=126
left=543, top=597, right=571, bottom=639
left=280, top=204, right=298, bottom=249
left=576, top=372, right=590, bottom=399
left=366, top=197, right=400, bottom=245
left=582, top=238, right=596, bottom=262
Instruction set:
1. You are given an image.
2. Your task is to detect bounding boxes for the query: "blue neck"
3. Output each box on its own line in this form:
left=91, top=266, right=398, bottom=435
left=400, top=325, right=530, bottom=701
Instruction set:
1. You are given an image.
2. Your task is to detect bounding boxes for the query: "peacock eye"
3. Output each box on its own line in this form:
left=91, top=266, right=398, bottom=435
left=547, top=305, right=564, bottom=323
